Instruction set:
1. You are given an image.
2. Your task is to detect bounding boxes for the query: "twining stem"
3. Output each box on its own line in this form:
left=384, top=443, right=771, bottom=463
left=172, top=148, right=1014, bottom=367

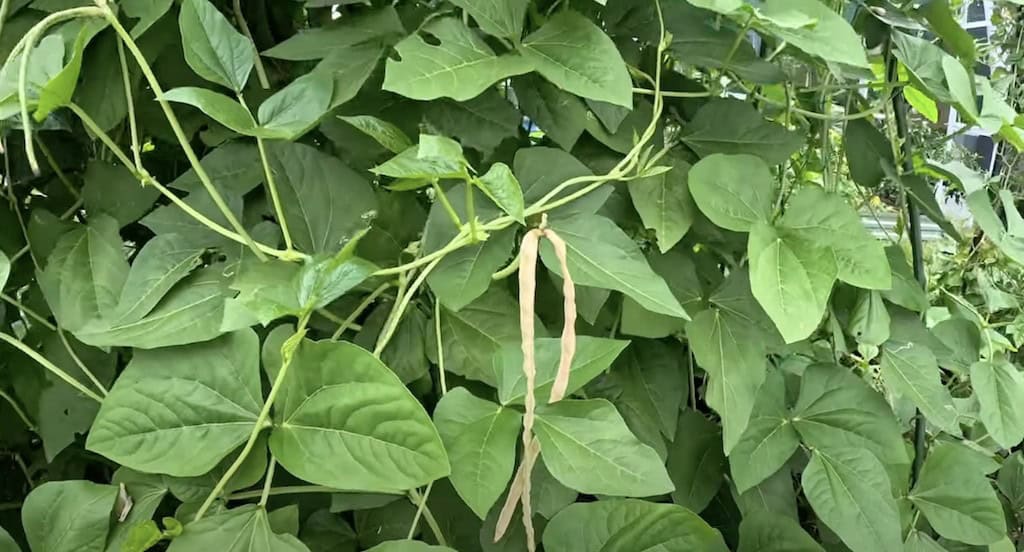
left=0, top=332, right=102, bottom=403
left=232, top=0, right=270, bottom=89
left=374, top=260, right=441, bottom=356
left=632, top=87, right=712, bottom=98
left=194, top=311, right=312, bottom=521
left=227, top=485, right=345, bottom=500
left=238, top=93, right=295, bottom=252
left=35, top=138, right=78, bottom=199
left=100, top=8, right=267, bottom=261
left=432, top=181, right=462, bottom=228
left=0, top=389, right=35, bottom=432
left=407, top=487, right=446, bottom=546
left=330, top=283, right=392, bottom=341
left=58, top=329, right=108, bottom=397
left=115, top=38, right=143, bottom=171
left=258, top=457, right=277, bottom=507
left=406, top=481, right=434, bottom=540
left=0, top=293, right=56, bottom=331
left=466, top=184, right=478, bottom=242
left=434, top=297, right=447, bottom=395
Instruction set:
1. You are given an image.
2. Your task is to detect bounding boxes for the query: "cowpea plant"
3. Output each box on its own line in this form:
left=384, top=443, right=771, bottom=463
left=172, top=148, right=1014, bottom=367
left=0, top=0, right=1023, bottom=550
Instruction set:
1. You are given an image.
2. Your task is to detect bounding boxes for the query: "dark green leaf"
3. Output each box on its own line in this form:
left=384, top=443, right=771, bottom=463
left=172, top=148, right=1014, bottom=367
left=179, top=0, right=254, bottom=91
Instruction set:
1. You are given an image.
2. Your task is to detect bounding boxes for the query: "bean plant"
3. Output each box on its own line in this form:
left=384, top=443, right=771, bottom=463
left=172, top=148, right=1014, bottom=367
left=0, top=0, right=1022, bottom=550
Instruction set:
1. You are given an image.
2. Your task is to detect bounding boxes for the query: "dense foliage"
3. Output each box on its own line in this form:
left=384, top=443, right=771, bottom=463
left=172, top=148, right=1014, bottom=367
left=0, top=0, right=1023, bottom=550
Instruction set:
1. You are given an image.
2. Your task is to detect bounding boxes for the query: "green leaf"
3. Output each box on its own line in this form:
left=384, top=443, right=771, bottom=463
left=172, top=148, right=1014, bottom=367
left=970, top=359, right=1024, bottom=449
left=748, top=222, right=837, bottom=343
left=729, top=370, right=800, bottom=492
left=256, top=72, right=333, bottom=139
left=892, top=32, right=956, bottom=105
left=162, top=87, right=256, bottom=135
left=105, top=482, right=168, bottom=552
left=802, top=448, right=902, bottom=552
left=423, top=89, right=521, bottom=154
left=513, top=74, right=588, bottom=150
left=300, top=510, right=357, bottom=552
left=881, top=246, right=928, bottom=313
left=314, top=43, right=385, bottom=109
left=168, top=505, right=308, bottom=552
left=22, top=481, right=118, bottom=552
left=269, top=339, right=449, bottom=492
left=0, top=35, right=63, bottom=119
left=122, top=0, right=174, bottom=38
left=880, top=342, right=960, bottom=436
left=909, top=441, right=1006, bottom=545
left=448, top=0, right=527, bottom=39
left=35, top=20, right=104, bottom=121
left=999, top=451, right=1024, bottom=512
left=82, top=160, right=160, bottom=228
left=110, top=234, right=204, bottom=324
left=427, top=227, right=515, bottom=312
left=179, top=0, right=254, bottom=91
left=268, top=142, right=377, bottom=254
left=541, top=213, right=687, bottom=318
left=941, top=56, right=978, bottom=120
left=756, top=0, right=869, bottom=68
left=791, top=364, right=909, bottom=465
left=542, top=499, right=729, bottom=552
left=533, top=399, right=673, bottom=496
left=738, top=511, right=824, bottom=552
left=903, top=531, right=948, bottom=552
left=610, top=341, right=687, bottom=440
left=680, top=99, right=803, bottom=164
left=515, top=147, right=608, bottom=217
left=688, top=153, right=775, bottom=232
left=87, top=330, right=263, bottom=476
left=169, top=142, right=264, bottom=196
left=665, top=3, right=784, bottom=84
left=263, top=7, right=405, bottom=60
left=433, top=388, right=521, bottom=519
left=384, top=18, right=532, bottom=101
left=519, top=11, right=632, bottom=108
left=844, top=119, right=893, bottom=188
left=628, top=157, right=695, bottom=252
left=338, top=115, right=413, bottom=154
left=476, top=163, right=525, bottom=223
left=667, top=410, right=725, bottom=512
left=849, top=290, right=890, bottom=347
left=435, top=287, right=526, bottom=385
left=495, top=336, right=629, bottom=405
left=916, top=0, right=975, bottom=64
left=364, top=542, right=456, bottom=552
left=0, top=250, right=8, bottom=290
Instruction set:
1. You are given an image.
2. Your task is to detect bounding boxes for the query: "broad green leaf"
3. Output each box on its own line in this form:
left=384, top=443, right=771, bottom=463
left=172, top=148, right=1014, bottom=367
left=688, top=153, right=775, bottom=232
left=880, top=342, right=960, bottom=436
left=298, top=252, right=378, bottom=313
left=628, top=157, right=695, bottom=252
left=495, top=336, right=629, bottom=405
left=909, top=441, right=1006, bottom=545
left=757, top=0, right=869, bottom=68
left=802, top=448, right=902, bottom=552
left=179, top=0, right=254, bottom=91
left=999, top=451, right=1024, bottom=512
left=263, top=7, right=404, bottom=60
left=519, top=11, right=632, bottom=108
left=849, top=290, right=890, bottom=346
left=748, top=222, right=837, bottom=343
left=0, top=35, right=63, bottom=120
left=904, top=532, right=948, bottom=552
left=737, top=511, right=824, bottom=552
left=971, top=359, right=1024, bottom=449
left=424, top=90, right=521, bottom=154
left=844, top=119, right=893, bottom=188
left=607, top=341, right=686, bottom=440
left=225, top=259, right=302, bottom=326
left=268, top=141, right=377, bottom=254
left=35, top=20, right=105, bottom=121
left=257, top=72, right=333, bottom=139
left=892, top=32, right=956, bottom=104
left=338, top=115, right=413, bottom=154
left=476, top=163, right=525, bottom=223
left=449, top=0, right=527, bottom=39
left=513, top=74, right=588, bottom=150
left=667, top=410, right=724, bottom=512
left=680, top=99, right=803, bottom=164
left=300, top=510, right=357, bottom=552
left=371, top=145, right=466, bottom=180
left=383, top=18, right=532, bottom=101
left=169, top=141, right=264, bottom=196
left=122, top=0, right=174, bottom=38
left=73, top=32, right=127, bottom=131
left=364, top=542, right=457, bottom=552
left=881, top=246, right=928, bottom=313
left=168, top=505, right=308, bottom=552
left=105, top=482, right=168, bottom=552
left=269, top=339, right=449, bottom=492
left=729, top=370, right=799, bottom=492
left=514, top=147, right=608, bottom=217
left=687, top=308, right=767, bottom=452
left=905, top=85, right=939, bottom=122
left=87, top=330, right=262, bottom=476
left=314, top=43, right=385, bottom=109
left=791, top=364, right=909, bottom=465
left=780, top=187, right=891, bottom=290
left=111, top=234, right=204, bottom=324
left=435, top=287, right=526, bottom=385
left=162, top=87, right=256, bottom=135
left=534, top=399, right=673, bottom=496
left=428, top=227, right=515, bottom=312
left=541, top=213, right=687, bottom=318
left=542, top=499, right=729, bottom=552
left=433, top=388, right=521, bottom=519
left=942, top=56, right=978, bottom=120
left=82, top=160, right=160, bottom=228
left=916, top=0, right=975, bottom=63
left=23, top=481, right=118, bottom=552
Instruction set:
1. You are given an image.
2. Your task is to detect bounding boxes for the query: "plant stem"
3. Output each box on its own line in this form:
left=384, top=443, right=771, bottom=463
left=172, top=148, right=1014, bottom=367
left=194, top=311, right=312, bottom=520
left=491, top=256, right=520, bottom=280
left=259, top=457, right=277, bottom=507
left=374, top=259, right=441, bottom=355
left=227, top=485, right=347, bottom=500
left=0, top=389, right=35, bottom=432
left=330, top=283, right=392, bottom=341
left=100, top=8, right=267, bottom=261
left=115, top=37, right=143, bottom=171
left=632, top=87, right=712, bottom=98
left=466, top=184, right=478, bottom=242
left=0, top=293, right=56, bottom=331
left=407, top=488, right=447, bottom=546
left=0, top=332, right=102, bottom=403
left=239, top=92, right=294, bottom=252
left=434, top=297, right=447, bottom=396
left=432, top=181, right=462, bottom=228
left=232, top=0, right=270, bottom=89
left=406, top=482, right=433, bottom=539
left=58, top=329, right=108, bottom=396
left=35, top=137, right=78, bottom=199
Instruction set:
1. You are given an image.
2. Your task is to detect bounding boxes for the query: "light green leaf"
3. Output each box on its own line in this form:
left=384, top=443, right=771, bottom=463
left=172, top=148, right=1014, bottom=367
left=179, top=0, right=254, bottom=91
left=756, top=0, right=869, bottom=68
left=0, top=35, right=63, bottom=120
left=122, top=0, right=174, bottom=38
left=738, top=510, right=824, bottom=552
left=257, top=72, right=333, bottom=139
left=916, top=0, right=975, bottom=64
left=338, top=115, right=413, bottom=154
left=433, top=388, right=521, bottom=519
left=942, top=56, right=978, bottom=120
left=849, top=290, right=890, bottom=346
left=892, top=32, right=956, bottom=104
left=667, top=410, right=724, bottom=512
left=880, top=342, right=960, bottom=436
left=909, top=441, right=1006, bottom=545
left=680, top=99, right=803, bottom=164
left=541, top=213, right=687, bottom=318
left=476, top=162, right=525, bottom=223
left=262, top=7, right=404, bottom=60
left=534, top=399, right=673, bottom=496
left=297, top=250, right=378, bottom=312
left=999, top=451, right=1024, bottom=512
left=495, top=336, right=629, bottom=405
left=383, top=18, right=532, bottom=101
left=729, top=370, right=800, bottom=492
left=971, top=359, right=1024, bottom=449
left=881, top=245, right=928, bottom=313
left=105, top=482, right=168, bottom=552
left=519, top=11, right=632, bottom=108
left=448, top=0, right=527, bottom=39
left=111, top=234, right=204, bottom=324
left=904, top=531, right=948, bottom=552
left=0, top=250, right=8, bottom=290
left=87, top=330, right=263, bottom=476
left=802, top=448, right=902, bottom=552
left=844, top=119, right=893, bottom=188
left=364, top=542, right=456, bottom=552
left=226, top=259, right=302, bottom=326
left=162, top=87, right=256, bottom=135
left=371, top=145, right=466, bottom=180
left=269, top=339, right=449, bottom=492
left=268, top=142, right=377, bottom=254
left=168, top=505, right=308, bottom=552
left=688, top=153, right=775, bottom=232
left=791, top=364, right=909, bottom=465
left=748, top=222, right=837, bottom=343
left=35, top=20, right=104, bottom=121
left=628, top=157, right=695, bottom=252
left=23, top=481, right=118, bottom=552
left=542, top=499, right=729, bottom=552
